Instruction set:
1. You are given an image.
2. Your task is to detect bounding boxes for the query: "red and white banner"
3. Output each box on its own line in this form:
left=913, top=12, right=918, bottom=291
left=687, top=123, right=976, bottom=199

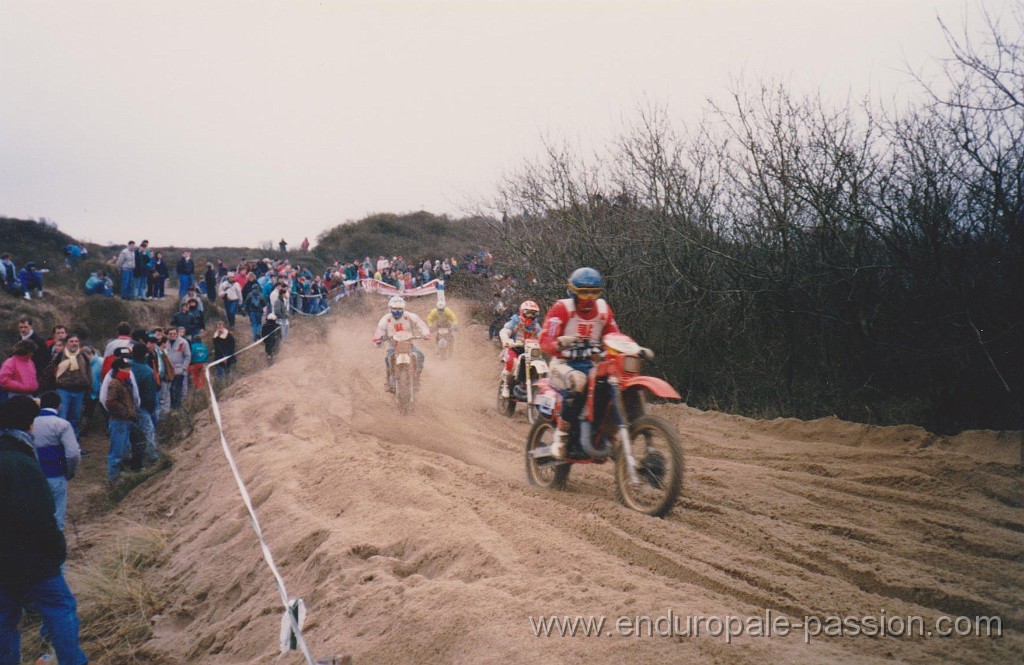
left=358, top=278, right=444, bottom=298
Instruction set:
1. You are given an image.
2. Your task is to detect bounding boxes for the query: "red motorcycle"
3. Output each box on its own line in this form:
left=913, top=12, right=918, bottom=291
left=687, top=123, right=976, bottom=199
left=525, top=333, right=684, bottom=517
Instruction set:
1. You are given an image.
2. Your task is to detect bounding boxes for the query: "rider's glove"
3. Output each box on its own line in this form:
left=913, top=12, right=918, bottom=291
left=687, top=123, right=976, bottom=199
left=502, top=339, right=513, bottom=348
left=373, top=337, right=382, bottom=347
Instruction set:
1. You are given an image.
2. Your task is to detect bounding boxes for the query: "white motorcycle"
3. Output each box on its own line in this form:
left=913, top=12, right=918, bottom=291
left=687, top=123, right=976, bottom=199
left=497, top=338, right=550, bottom=424
left=382, top=330, right=422, bottom=415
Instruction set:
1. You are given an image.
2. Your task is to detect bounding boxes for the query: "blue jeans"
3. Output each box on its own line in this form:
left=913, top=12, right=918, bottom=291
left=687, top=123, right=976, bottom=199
left=133, top=275, right=147, bottom=299
left=138, top=409, right=157, bottom=464
left=0, top=574, right=87, bottom=665
left=170, top=375, right=185, bottom=408
left=248, top=311, right=263, bottom=339
left=56, top=389, right=85, bottom=438
left=47, top=476, right=67, bottom=531
left=108, top=419, right=131, bottom=481
left=119, top=270, right=133, bottom=299
left=225, top=299, right=238, bottom=327
left=178, top=274, right=193, bottom=297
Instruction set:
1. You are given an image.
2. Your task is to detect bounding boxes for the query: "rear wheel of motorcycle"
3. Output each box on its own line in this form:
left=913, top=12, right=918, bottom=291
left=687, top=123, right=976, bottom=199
left=614, top=415, right=683, bottom=517
left=396, top=367, right=413, bottom=415
left=525, top=420, right=570, bottom=490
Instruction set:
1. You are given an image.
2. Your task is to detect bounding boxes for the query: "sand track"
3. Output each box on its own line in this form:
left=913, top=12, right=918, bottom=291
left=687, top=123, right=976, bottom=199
left=127, top=298, right=1022, bottom=664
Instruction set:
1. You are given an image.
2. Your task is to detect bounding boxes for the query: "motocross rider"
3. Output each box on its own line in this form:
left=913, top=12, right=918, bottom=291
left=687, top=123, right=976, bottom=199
left=498, top=300, right=541, bottom=399
left=373, top=296, right=431, bottom=391
left=538, top=268, right=620, bottom=459
left=426, top=297, right=459, bottom=344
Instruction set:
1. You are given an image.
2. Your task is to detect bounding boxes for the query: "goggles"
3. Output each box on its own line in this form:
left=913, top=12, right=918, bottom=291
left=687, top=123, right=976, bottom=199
left=522, top=310, right=539, bottom=318
left=571, top=286, right=603, bottom=300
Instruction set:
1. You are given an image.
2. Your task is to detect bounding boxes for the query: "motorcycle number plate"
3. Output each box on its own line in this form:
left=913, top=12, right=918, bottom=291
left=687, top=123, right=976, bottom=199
left=535, top=393, right=556, bottom=415
left=396, top=353, right=411, bottom=365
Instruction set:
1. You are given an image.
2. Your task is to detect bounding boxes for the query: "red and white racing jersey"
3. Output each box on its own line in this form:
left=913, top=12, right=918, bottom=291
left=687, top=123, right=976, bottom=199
left=539, top=297, right=619, bottom=357
left=374, top=312, right=430, bottom=342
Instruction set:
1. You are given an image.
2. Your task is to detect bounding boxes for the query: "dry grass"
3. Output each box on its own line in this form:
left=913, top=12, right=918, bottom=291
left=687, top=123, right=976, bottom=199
left=64, top=522, right=168, bottom=663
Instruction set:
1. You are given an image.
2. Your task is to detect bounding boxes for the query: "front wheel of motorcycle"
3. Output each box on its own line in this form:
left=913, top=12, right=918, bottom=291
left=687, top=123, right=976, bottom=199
left=497, top=383, right=516, bottom=418
left=525, top=420, right=570, bottom=490
left=614, top=415, right=684, bottom=517
left=396, top=367, right=413, bottom=415
left=526, top=389, right=539, bottom=425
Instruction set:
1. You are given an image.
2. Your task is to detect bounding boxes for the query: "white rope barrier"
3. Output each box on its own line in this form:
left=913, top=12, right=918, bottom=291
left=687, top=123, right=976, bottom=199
left=204, top=323, right=317, bottom=663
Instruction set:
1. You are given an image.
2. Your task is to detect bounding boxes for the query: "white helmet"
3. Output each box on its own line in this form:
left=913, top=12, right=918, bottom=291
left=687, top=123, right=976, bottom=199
left=388, top=296, right=406, bottom=310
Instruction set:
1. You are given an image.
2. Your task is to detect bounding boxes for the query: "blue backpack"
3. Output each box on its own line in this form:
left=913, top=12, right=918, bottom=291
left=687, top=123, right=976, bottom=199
left=190, top=340, right=210, bottom=363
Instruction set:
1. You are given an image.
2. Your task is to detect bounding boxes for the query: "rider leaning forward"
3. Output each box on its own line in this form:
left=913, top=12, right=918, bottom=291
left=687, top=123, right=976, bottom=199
left=373, top=296, right=431, bottom=391
left=538, top=267, right=619, bottom=459
left=499, top=300, right=541, bottom=399
left=426, top=297, right=459, bottom=334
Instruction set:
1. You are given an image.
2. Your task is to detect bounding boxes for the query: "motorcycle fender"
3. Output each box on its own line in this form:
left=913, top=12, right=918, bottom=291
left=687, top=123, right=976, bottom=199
left=622, top=376, right=682, bottom=400
left=396, top=353, right=412, bottom=365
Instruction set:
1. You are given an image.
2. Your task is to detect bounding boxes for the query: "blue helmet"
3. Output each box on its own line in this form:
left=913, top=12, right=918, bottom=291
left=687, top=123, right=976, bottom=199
left=568, top=267, right=604, bottom=299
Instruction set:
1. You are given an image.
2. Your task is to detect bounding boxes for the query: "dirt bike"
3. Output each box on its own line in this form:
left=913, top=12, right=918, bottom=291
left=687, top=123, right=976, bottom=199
left=380, top=331, right=423, bottom=415
left=525, top=333, right=684, bottom=517
left=497, top=338, right=549, bottom=424
left=435, top=325, right=455, bottom=360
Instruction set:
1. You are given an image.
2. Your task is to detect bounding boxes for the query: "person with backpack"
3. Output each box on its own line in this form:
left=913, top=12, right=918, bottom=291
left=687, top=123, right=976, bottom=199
left=243, top=284, right=269, bottom=339
left=187, top=331, right=210, bottom=391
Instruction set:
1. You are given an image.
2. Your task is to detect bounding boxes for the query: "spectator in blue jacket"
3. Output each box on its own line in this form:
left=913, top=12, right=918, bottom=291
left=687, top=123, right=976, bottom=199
left=84, top=270, right=114, bottom=297
left=30, top=392, right=82, bottom=531
left=0, top=396, right=89, bottom=665
left=17, top=262, right=43, bottom=300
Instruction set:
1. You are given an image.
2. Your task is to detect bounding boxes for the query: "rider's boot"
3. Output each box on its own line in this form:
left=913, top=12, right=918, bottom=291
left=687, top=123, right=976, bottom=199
left=550, top=421, right=570, bottom=460
left=500, top=370, right=512, bottom=398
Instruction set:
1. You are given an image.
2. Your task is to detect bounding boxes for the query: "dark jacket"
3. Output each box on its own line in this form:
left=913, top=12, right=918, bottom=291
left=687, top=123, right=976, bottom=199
left=153, top=258, right=169, bottom=278
left=243, top=288, right=268, bottom=314
left=175, top=256, right=195, bottom=277
left=130, top=360, right=159, bottom=413
left=49, top=351, right=93, bottom=393
left=212, top=332, right=237, bottom=366
left=262, top=319, right=281, bottom=355
left=105, top=377, right=138, bottom=422
left=170, top=309, right=198, bottom=334
left=133, top=249, right=149, bottom=277
left=24, top=331, right=50, bottom=380
left=0, top=430, right=66, bottom=587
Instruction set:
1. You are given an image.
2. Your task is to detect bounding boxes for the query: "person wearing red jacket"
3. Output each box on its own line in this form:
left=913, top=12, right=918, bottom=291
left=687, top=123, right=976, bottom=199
left=538, top=267, right=620, bottom=459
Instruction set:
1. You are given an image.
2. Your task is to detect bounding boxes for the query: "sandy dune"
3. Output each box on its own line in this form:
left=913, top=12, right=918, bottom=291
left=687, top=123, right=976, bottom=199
left=120, top=298, right=1022, bottom=664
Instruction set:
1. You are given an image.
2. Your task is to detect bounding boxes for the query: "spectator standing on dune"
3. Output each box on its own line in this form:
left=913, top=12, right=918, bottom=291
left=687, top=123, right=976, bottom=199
left=116, top=241, right=136, bottom=300
left=165, top=327, right=191, bottom=409
left=175, top=250, right=195, bottom=297
left=0, top=340, right=40, bottom=401
left=133, top=240, right=150, bottom=300
left=0, top=396, right=89, bottom=665
left=31, top=391, right=82, bottom=532
left=150, top=250, right=168, bottom=299
left=101, top=357, right=139, bottom=482
left=50, top=333, right=91, bottom=438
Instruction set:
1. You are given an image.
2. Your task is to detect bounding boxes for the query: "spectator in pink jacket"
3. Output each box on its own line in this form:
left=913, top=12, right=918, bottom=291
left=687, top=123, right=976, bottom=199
left=0, top=339, right=41, bottom=399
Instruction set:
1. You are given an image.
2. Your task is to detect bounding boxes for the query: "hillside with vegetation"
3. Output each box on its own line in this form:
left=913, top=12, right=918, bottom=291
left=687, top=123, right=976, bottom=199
left=314, top=211, right=495, bottom=262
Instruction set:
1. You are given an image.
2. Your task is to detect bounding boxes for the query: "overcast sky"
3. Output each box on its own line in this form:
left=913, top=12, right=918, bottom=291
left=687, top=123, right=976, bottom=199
left=0, top=0, right=1013, bottom=248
